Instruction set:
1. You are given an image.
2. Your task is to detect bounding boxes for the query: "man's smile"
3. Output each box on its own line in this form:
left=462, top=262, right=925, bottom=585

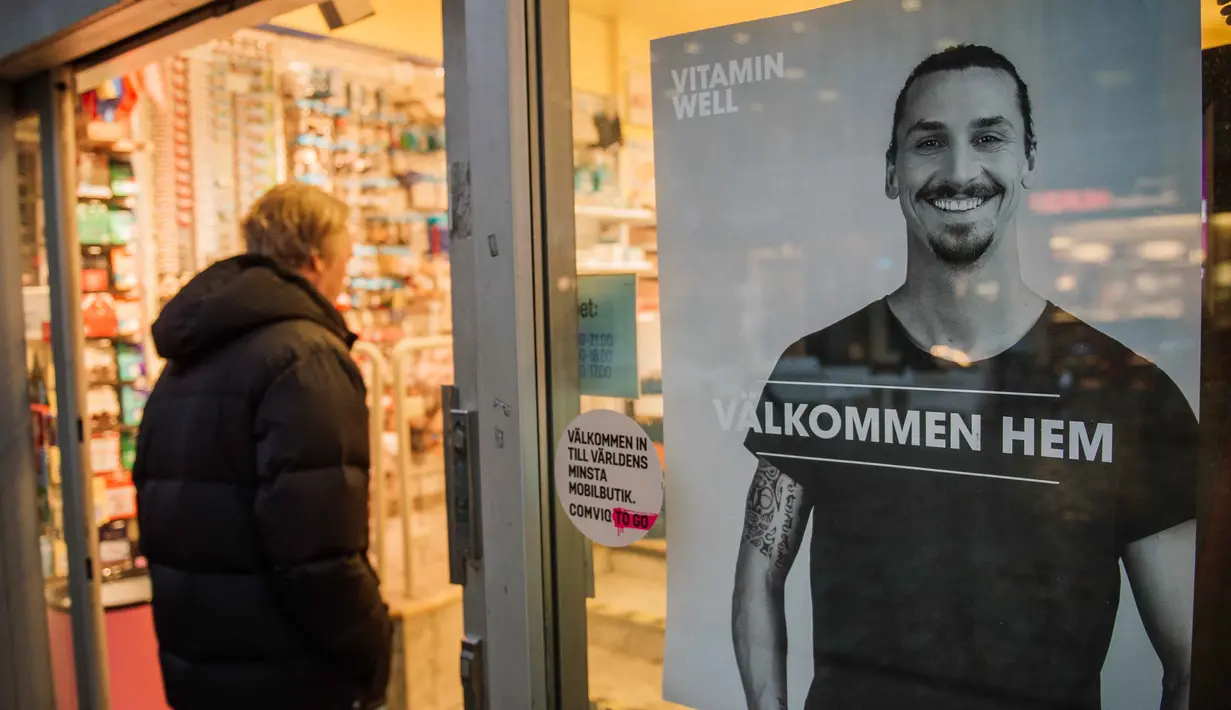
left=920, top=190, right=1002, bottom=218
left=929, top=196, right=987, bottom=213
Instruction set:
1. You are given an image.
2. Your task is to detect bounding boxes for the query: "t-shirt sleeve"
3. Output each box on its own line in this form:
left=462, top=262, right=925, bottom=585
left=742, top=370, right=780, bottom=463
left=742, top=342, right=812, bottom=483
left=1116, top=367, right=1198, bottom=548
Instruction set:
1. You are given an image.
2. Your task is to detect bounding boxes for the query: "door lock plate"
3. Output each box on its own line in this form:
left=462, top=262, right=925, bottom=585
left=443, top=385, right=482, bottom=584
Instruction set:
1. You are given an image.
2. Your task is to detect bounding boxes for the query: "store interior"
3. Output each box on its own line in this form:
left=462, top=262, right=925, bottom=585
left=22, top=5, right=458, bottom=710
left=17, top=1, right=1231, bottom=710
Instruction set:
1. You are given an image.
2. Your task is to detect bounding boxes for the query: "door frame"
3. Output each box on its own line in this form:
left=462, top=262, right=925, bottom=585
left=29, top=66, right=112, bottom=710
left=524, top=0, right=591, bottom=706
left=441, top=0, right=553, bottom=707
left=442, top=0, right=591, bottom=706
left=0, top=79, right=59, bottom=710
left=0, top=68, right=112, bottom=710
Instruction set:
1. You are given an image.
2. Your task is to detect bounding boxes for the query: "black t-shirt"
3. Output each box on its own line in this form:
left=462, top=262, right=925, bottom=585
left=743, top=298, right=1196, bottom=710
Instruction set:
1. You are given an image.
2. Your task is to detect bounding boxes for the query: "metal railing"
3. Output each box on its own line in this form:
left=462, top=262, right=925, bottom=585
left=390, top=335, right=453, bottom=596
left=351, top=341, right=388, bottom=578
left=356, top=334, right=454, bottom=597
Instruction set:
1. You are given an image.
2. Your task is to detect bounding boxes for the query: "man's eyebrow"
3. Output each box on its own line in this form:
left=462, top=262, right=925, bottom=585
left=905, top=119, right=946, bottom=136
left=972, top=116, right=1011, bottom=130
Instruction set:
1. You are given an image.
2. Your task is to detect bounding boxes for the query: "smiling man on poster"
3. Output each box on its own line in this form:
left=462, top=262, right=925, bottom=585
left=732, top=45, right=1196, bottom=710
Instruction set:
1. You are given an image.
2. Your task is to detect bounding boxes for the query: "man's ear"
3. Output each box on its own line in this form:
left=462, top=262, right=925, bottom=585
left=885, top=155, right=900, bottom=200
left=1021, top=144, right=1037, bottom=190
left=302, top=253, right=325, bottom=280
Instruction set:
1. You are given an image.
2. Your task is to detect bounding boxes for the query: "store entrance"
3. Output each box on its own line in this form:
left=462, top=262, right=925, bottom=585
left=13, top=3, right=463, bottom=709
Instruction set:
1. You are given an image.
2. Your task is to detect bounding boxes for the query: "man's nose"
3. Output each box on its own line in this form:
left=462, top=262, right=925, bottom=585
left=942, top=142, right=981, bottom=187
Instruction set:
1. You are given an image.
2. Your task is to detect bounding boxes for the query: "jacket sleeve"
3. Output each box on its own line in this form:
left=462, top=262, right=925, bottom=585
left=253, top=346, right=392, bottom=698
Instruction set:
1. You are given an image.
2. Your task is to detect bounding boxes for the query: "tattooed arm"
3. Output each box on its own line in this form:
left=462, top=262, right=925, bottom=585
left=733, top=458, right=814, bottom=710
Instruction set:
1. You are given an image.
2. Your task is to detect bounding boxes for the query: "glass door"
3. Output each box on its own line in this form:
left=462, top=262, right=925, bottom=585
left=37, top=68, right=114, bottom=710
left=3, top=70, right=114, bottom=710
left=532, top=1, right=1231, bottom=709
left=15, top=108, right=83, bottom=710
left=0, top=90, right=61, bottom=710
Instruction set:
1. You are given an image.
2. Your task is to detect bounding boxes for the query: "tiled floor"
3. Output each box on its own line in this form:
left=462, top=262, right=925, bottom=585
left=587, top=543, right=690, bottom=710
left=385, top=538, right=684, bottom=710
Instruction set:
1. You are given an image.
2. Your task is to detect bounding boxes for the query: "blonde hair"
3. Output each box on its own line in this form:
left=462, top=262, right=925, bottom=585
left=242, top=184, right=349, bottom=269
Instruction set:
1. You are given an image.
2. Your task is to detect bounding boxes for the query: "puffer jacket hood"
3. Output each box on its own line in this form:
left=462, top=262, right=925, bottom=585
left=152, top=253, right=355, bottom=362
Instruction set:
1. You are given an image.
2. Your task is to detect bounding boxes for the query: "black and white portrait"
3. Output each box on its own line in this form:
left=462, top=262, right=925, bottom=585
left=651, top=2, right=1202, bottom=710
left=733, top=44, right=1196, bottom=710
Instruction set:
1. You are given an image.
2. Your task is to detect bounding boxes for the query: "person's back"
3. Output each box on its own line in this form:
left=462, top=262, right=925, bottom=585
left=133, top=185, right=392, bottom=710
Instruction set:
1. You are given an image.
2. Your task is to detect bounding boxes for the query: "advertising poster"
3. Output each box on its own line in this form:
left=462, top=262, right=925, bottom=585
left=652, top=2, right=1202, bottom=709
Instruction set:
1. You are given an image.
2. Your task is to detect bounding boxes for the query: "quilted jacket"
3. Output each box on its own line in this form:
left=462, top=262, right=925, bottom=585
left=133, top=254, right=392, bottom=710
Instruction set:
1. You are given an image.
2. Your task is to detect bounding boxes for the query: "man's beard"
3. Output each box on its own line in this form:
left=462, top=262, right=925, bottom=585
left=916, top=177, right=1002, bottom=266
left=926, top=222, right=995, bottom=266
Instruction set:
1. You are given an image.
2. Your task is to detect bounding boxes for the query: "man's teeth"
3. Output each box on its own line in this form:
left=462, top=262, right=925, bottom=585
left=930, top=197, right=987, bottom=212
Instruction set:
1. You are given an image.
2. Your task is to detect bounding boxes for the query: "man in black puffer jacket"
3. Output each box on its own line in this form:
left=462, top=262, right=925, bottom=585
left=134, top=184, right=392, bottom=710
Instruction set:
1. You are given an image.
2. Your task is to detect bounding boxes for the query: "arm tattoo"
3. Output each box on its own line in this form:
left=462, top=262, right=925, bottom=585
left=742, top=459, right=805, bottom=568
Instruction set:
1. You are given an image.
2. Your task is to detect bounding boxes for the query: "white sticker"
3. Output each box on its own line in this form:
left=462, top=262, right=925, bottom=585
left=555, top=409, right=663, bottom=547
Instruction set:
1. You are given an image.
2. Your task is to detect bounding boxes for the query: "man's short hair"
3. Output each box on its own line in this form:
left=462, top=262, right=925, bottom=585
left=886, top=44, right=1036, bottom=163
left=242, top=184, right=350, bottom=269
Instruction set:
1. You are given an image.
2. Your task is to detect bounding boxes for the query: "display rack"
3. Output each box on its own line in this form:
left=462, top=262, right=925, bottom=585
left=152, top=56, right=194, bottom=308
left=75, top=103, right=153, bottom=586
left=275, top=34, right=451, bottom=348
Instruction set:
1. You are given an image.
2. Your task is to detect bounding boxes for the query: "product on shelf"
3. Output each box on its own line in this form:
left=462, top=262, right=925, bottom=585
left=85, top=343, right=119, bottom=383
left=82, top=293, right=119, bottom=338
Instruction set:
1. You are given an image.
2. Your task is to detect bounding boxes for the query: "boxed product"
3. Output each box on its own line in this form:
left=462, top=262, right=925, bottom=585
left=81, top=293, right=118, bottom=338
left=77, top=202, right=112, bottom=245
left=119, top=385, right=146, bottom=427
left=81, top=248, right=110, bottom=292
left=87, top=385, right=120, bottom=431
left=120, top=431, right=137, bottom=471
left=115, top=299, right=142, bottom=336
left=116, top=343, right=144, bottom=382
left=84, top=343, right=117, bottom=383
left=105, top=484, right=137, bottom=522
left=90, top=431, right=121, bottom=475
left=98, top=519, right=132, bottom=564
left=110, top=248, right=139, bottom=294
left=109, top=209, right=136, bottom=244
left=109, top=160, right=137, bottom=197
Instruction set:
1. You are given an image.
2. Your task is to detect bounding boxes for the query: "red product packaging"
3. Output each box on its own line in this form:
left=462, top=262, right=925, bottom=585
left=81, top=268, right=110, bottom=292
left=81, top=293, right=118, bottom=338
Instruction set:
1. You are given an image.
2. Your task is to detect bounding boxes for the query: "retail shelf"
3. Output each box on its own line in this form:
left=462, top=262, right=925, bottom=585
left=293, top=98, right=351, bottom=117
left=45, top=572, right=152, bottom=611
left=578, top=260, right=657, bottom=277
left=77, top=185, right=115, bottom=200
left=100, top=573, right=152, bottom=609
left=85, top=335, right=142, bottom=345
left=575, top=204, right=656, bottom=226
left=394, top=334, right=454, bottom=352
left=364, top=209, right=449, bottom=221
left=79, top=138, right=149, bottom=154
